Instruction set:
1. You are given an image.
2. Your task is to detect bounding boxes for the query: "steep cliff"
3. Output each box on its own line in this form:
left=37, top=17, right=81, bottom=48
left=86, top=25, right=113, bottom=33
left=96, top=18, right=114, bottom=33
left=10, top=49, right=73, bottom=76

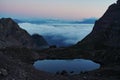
left=76, top=0, right=120, bottom=64
left=0, top=18, right=49, bottom=49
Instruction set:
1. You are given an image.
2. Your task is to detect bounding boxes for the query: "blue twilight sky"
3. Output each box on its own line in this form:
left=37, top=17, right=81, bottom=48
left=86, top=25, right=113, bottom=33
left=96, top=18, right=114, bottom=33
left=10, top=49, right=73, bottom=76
left=0, top=0, right=116, bottom=20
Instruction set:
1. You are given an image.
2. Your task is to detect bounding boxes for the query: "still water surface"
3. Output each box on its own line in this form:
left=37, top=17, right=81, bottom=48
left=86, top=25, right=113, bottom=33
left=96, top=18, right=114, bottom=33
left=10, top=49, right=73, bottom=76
left=34, top=59, right=100, bottom=74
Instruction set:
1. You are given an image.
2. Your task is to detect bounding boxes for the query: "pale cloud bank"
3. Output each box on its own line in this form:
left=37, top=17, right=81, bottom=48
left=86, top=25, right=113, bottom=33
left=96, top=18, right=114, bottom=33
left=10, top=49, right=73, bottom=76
left=19, top=23, right=93, bottom=46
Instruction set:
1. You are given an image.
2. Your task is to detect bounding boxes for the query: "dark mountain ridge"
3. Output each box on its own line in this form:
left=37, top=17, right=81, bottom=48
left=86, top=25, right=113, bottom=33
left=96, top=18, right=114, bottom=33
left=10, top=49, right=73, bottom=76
left=0, top=18, right=68, bottom=80
left=75, top=0, right=120, bottom=64
left=0, top=18, right=49, bottom=49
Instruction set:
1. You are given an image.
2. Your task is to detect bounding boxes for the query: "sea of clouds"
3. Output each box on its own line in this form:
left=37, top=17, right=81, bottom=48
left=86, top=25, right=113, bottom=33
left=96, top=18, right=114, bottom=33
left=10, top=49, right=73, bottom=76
left=19, top=23, right=94, bottom=47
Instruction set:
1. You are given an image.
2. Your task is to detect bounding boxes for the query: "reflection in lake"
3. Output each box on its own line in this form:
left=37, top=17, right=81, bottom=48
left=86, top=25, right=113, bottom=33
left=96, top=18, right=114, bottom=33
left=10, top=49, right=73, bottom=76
left=34, top=59, right=100, bottom=74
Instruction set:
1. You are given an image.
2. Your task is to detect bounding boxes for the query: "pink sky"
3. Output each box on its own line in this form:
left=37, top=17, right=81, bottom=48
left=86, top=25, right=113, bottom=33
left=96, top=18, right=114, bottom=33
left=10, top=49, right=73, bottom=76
left=0, top=0, right=116, bottom=20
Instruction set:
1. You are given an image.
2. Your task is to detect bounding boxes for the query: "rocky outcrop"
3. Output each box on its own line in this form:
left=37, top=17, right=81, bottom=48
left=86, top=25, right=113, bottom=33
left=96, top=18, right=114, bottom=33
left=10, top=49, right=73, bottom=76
left=75, top=0, right=120, bottom=65
left=0, top=18, right=49, bottom=49
left=117, top=0, right=120, bottom=5
left=31, top=34, right=49, bottom=49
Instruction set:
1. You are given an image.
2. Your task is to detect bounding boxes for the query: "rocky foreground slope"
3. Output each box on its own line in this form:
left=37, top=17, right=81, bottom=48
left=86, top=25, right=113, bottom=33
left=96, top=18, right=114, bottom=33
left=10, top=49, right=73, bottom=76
left=0, top=47, right=71, bottom=80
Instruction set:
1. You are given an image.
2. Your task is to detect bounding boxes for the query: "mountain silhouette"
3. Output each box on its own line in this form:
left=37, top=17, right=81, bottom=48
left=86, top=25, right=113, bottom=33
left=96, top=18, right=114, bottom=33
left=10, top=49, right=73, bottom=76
left=0, top=18, right=49, bottom=49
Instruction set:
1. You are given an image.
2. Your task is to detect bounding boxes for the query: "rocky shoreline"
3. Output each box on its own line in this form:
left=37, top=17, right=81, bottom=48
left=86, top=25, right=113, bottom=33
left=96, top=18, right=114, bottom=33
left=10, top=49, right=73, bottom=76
left=0, top=47, right=70, bottom=80
left=0, top=47, right=120, bottom=80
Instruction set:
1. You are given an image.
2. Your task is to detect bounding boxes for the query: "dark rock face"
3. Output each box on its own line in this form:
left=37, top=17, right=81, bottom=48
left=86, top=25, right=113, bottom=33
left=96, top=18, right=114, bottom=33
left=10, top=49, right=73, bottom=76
left=76, top=1, right=120, bottom=65
left=32, top=34, right=49, bottom=49
left=117, top=0, right=120, bottom=5
left=77, top=2, right=120, bottom=48
left=0, top=18, right=49, bottom=49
